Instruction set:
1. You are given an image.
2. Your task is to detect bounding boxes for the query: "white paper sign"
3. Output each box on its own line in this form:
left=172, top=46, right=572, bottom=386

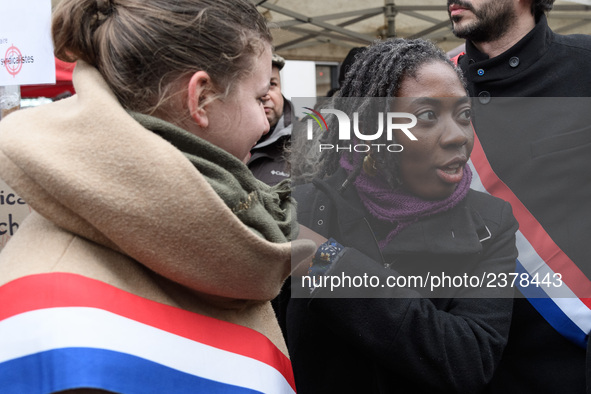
left=0, top=178, right=31, bottom=251
left=0, top=0, right=55, bottom=86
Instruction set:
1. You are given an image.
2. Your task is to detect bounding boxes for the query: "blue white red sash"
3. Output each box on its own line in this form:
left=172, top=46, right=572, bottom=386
left=0, top=273, right=296, bottom=393
left=469, top=132, right=591, bottom=348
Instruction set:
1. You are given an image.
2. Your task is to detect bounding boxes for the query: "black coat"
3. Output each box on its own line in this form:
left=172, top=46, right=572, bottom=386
left=458, top=15, right=591, bottom=98
left=247, top=134, right=290, bottom=186
left=284, top=169, right=518, bottom=393
left=457, top=15, right=591, bottom=394
left=248, top=98, right=292, bottom=186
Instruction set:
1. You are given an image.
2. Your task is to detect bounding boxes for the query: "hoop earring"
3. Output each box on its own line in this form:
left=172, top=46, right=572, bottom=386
left=362, top=154, right=377, bottom=177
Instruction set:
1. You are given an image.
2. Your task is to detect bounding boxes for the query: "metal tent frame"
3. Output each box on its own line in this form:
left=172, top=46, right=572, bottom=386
left=253, top=0, right=591, bottom=61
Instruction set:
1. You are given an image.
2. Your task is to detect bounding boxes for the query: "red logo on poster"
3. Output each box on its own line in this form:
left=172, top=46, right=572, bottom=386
left=5, top=45, right=23, bottom=77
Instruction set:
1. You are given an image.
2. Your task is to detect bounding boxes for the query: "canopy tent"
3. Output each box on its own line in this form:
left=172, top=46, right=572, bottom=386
left=25, top=0, right=591, bottom=99
left=255, top=0, right=591, bottom=62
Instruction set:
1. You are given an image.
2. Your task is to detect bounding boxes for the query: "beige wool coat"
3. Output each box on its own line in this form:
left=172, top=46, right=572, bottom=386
left=0, top=61, right=315, bottom=356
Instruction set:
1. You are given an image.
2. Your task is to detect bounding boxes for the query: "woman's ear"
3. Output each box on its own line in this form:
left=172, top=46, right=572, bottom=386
left=188, top=71, right=212, bottom=128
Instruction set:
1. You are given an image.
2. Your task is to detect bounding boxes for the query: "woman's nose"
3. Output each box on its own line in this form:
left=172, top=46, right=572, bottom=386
left=441, top=121, right=469, bottom=148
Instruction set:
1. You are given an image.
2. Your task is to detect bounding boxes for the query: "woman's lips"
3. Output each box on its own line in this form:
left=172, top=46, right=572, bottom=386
left=436, top=162, right=465, bottom=184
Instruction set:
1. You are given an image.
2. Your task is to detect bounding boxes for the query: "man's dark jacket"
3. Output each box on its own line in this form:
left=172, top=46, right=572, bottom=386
left=457, top=14, right=591, bottom=394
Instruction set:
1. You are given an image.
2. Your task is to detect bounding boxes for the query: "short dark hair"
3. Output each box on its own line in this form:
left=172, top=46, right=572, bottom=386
left=272, top=53, right=286, bottom=71
left=532, top=0, right=555, bottom=19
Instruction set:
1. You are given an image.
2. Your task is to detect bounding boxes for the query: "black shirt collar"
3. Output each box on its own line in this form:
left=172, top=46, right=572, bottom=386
left=460, top=15, right=553, bottom=82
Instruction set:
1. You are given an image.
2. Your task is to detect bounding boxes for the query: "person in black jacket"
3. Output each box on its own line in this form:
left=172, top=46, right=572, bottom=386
left=448, top=1, right=591, bottom=392
left=248, top=53, right=293, bottom=185
left=285, top=38, right=519, bottom=393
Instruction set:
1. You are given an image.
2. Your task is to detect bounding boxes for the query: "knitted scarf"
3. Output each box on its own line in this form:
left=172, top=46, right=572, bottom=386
left=340, top=155, right=472, bottom=249
left=129, top=112, right=295, bottom=243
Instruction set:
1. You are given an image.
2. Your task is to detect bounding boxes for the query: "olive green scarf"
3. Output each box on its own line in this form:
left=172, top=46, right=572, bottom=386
left=129, top=112, right=295, bottom=243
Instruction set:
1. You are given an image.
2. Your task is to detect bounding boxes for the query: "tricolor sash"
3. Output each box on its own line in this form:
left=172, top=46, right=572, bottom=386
left=469, top=132, right=591, bottom=348
left=0, top=273, right=296, bottom=394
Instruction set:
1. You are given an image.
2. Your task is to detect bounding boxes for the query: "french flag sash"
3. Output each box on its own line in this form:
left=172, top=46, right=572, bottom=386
left=469, top=132, right=591, bottom=348
left=0, top=273, right=296, bottom=393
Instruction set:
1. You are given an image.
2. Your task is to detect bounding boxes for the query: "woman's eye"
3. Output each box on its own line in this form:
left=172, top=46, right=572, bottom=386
left=458, top=108, right=472, bottom=121
left=417, top=110, right=436, bottom=121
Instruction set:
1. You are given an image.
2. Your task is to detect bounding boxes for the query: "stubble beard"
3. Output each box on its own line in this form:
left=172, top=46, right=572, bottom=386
left=449, top=0, right=517, bottom=43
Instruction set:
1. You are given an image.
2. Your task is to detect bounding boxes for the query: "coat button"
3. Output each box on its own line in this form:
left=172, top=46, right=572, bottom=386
left=478, top=91, right=491, bottom=104
left=509, top=57, right=520, bottom=68
left=477, top=68, right=485, bottom=76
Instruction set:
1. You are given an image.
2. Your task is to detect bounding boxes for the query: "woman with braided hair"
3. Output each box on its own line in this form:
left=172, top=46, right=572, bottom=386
left=285, top=38, right=519, bottom=393
left=0, top=0, right=316, bottom=392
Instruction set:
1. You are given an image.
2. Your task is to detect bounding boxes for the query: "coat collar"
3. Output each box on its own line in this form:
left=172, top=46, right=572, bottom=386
left=0, top=61, right=314, bottom=301
left=251, top=98, right=293, bottom=150
left=459, top=14, right=553, bottom=84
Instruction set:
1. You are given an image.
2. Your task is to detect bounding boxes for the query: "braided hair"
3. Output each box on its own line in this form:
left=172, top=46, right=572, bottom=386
left=309, top=38, right=466, bottom=191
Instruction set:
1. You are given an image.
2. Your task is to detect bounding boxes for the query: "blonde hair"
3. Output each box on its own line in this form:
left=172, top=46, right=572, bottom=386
left=52, top=0, right=272, bottom=115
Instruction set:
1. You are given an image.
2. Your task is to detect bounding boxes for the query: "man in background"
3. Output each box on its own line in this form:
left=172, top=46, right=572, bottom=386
left=248, top=53, right=293, bottom=186
left=449, top=0, right=591, bottom=393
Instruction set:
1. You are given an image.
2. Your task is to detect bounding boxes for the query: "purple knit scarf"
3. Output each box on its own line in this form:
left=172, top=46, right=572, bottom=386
left=340, top=155, right=472, bottom=249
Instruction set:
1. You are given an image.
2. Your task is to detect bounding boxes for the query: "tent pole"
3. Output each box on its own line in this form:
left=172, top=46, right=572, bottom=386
left=385, top=0, right=397, bottom=38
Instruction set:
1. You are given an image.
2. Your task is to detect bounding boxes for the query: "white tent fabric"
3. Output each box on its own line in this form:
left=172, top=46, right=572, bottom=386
left=254, top=0, right=591, bottom=61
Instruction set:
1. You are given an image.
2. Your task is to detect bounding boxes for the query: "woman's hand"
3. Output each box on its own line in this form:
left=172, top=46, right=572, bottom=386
left=297, top=224, right=327, bottom=248
left=292, top=224, right=328, bottom=276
